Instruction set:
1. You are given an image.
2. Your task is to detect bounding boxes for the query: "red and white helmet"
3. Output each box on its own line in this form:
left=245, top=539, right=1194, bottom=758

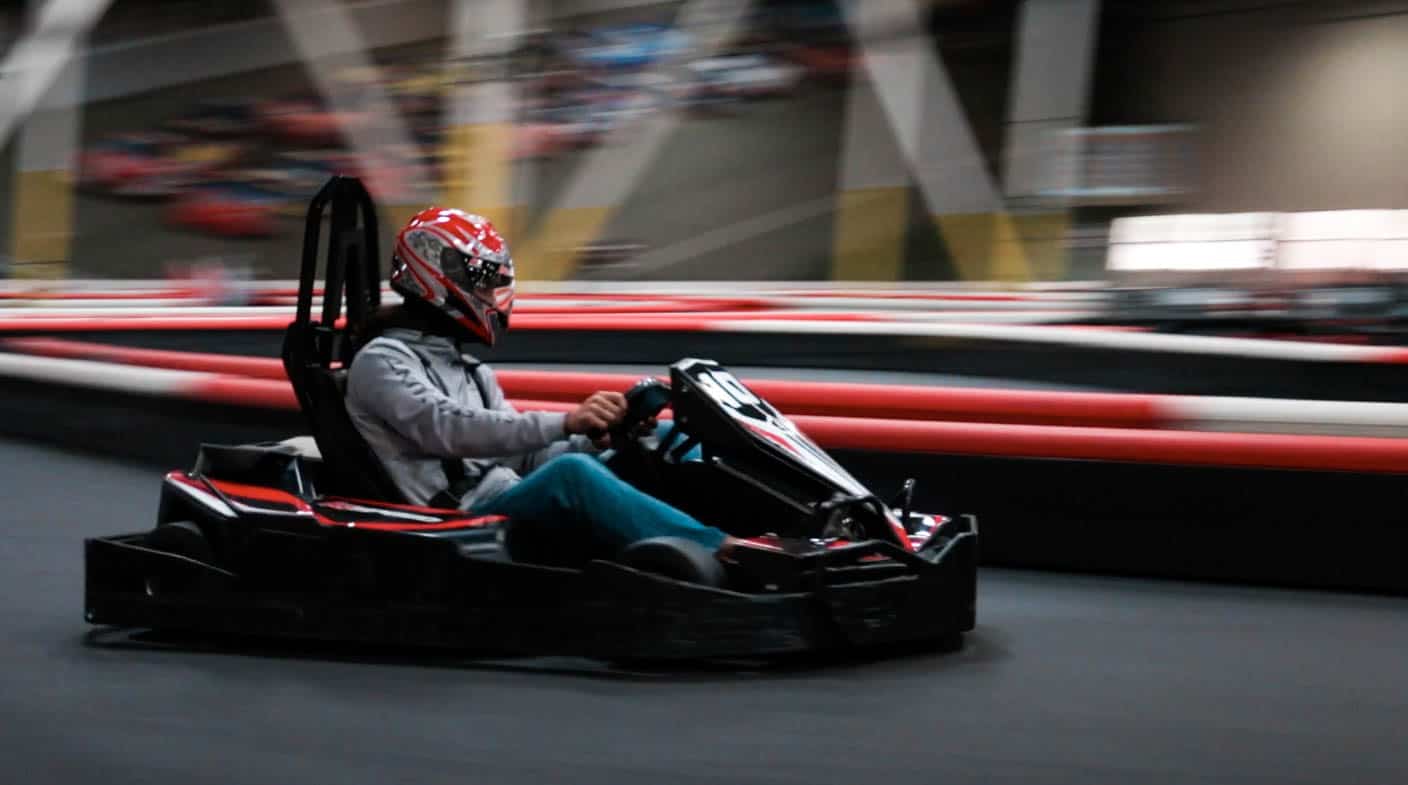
left=389, top=207, right=515, bottom=345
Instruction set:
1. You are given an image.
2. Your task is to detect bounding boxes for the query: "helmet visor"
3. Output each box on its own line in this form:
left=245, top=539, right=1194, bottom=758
left=439, top=246, right=513, bottom=292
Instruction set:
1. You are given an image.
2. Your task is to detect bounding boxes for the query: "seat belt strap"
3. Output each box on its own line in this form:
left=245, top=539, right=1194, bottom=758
left=429, top=462, right=475, bottom=509
left=394, top=339, right=488, bottom=510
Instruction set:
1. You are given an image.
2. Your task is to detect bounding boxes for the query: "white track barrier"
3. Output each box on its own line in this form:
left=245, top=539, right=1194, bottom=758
left=3, top=308, right=1407, bottom=362
left=7, top=350, right=1408, bottom=438
left=723, top=320, right=1408, bottom=363
left=0, top=304, right=1097, bottom=324
left=1109, top=208, right=1408, bottom=280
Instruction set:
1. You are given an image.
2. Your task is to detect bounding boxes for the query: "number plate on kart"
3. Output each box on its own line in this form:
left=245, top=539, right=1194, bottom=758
left=673, top=359, right=870, bottom=496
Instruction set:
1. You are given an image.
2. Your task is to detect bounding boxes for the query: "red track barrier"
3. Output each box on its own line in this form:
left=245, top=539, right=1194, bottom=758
left=13, top=337, right=1408, bottom=437
left=13, top=337, right=1408, bottom=431
left=785, top=292, right=1029, bottom=302
left=493, top=369, right=1165, bottom=428
left=169, top=374, right=1408, bottom=474
left=2, top=338, right=1163, bottom=427
left=0, top=288, right=202, bottom=301
left=0, top=316, right=303, bottom=332
left=788, top=415, right=1408, bottom=474
left=0, top=313, right=867, bottom=332
left=7, top=347, right=1408, bottom=472
left=7, top=338, right=288, bottom=379
left=188, top=376, right=299, bottom=408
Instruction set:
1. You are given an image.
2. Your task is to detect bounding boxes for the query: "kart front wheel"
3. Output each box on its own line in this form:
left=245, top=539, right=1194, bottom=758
left=143, top=521, right=217, bottom=595
left=621, top=537, right=727, bottom=588
left=146, top=521, right=215, bottom=562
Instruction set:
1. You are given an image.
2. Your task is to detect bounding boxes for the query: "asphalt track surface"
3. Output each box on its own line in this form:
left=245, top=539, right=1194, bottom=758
left=5, top=438, right=1408, bottom=785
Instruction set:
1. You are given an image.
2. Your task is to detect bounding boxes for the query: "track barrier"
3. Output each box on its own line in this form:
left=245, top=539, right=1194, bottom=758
left=10, top=332, right=1408, bottom=594
left=3, top=310, right=1406, bottom=363
left=7, top=350, right=1408, bottom=471
left=9, top=337, right=1408, bottom=437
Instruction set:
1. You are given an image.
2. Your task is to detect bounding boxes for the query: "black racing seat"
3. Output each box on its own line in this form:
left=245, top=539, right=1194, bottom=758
left=281, top=175, right=404, bottom=502
left=296, top=358, right=403, bottom=502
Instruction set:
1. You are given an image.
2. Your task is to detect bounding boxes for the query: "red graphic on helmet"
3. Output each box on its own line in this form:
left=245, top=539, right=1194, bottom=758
left=389, top=207, right=515, bottom=345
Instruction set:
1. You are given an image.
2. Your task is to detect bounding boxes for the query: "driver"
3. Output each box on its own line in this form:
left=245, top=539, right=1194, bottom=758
left=345, top=207, right=734, bottom=563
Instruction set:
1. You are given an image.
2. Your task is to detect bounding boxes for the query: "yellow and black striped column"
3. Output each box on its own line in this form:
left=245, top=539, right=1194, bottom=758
left=832, top=77, right=909, bottom=281
left=10, top=58, right=82, bottom=280
left=439, top=0, right=522, bottom=244
left=509, top=0, right=753, bottom=281
left=1002, top=0, right=1100, bottom=280
left=846, top=0, right=1033, bottom=283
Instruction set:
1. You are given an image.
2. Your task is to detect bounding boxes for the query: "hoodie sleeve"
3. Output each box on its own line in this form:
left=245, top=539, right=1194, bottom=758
left=476, top=364, right=600, bottom=473
left=347, top=342, right=567, bottom=459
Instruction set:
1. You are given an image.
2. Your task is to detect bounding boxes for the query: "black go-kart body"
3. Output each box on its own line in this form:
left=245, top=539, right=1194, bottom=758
left=83, top=177, right=978, bottom=661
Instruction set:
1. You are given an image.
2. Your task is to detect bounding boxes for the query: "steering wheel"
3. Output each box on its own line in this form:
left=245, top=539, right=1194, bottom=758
left=608, top=377, right=673, bottom=454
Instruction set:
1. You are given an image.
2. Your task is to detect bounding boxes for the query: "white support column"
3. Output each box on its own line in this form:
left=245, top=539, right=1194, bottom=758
left=512, top=0, right=752, bottom=281
left=1004, top=0, right=1100, bottom=199
left=831, top=77, right=911, bottom=281
left=0, top=0, right=112, bottom=146
left=271, top=0, right=433, bottom=214
left=845, top=0, right=1031, bottom=281
left=10, top=56, right=83, bottom=280
left=441, top=0, right=525, bottom=237
left=1002, top=0, right=1100, bottom=279
left=4, top=0, right=110, bottom=280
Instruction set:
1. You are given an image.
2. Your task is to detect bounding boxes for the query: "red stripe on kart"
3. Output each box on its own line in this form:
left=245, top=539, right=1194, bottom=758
left=737, top=536, right=785, bottom=552
left=744, top=421, right=802, bottom=456
left=321, top=496, right=485, bottom=516
left=206, top=479, right=505, bottom=529
left=206, top=479, right=314, bottom=510
left=329, top=516, right=507, bottom=532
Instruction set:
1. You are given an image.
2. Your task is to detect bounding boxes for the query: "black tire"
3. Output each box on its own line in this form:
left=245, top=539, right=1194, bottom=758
left=146, top=521, right=215, bottom=564
left=620, top=537, right=727, bottom=588
left=143, top=521, right=220, bottom=597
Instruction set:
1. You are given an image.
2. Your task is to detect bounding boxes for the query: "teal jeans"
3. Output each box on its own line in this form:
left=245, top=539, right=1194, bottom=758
left=469, top=425, right=724, bottom=558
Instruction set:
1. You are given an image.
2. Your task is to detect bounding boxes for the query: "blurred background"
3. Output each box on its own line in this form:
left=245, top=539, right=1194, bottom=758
left=6, top=0, right=1375, bottom=294
left=5, top=0, right=1406, bottom=321
left=12, top=6, right=1408, bottom=783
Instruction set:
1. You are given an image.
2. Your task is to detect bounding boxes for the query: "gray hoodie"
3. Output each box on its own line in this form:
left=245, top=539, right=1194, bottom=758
left=345, top=327, right=596, bottom=510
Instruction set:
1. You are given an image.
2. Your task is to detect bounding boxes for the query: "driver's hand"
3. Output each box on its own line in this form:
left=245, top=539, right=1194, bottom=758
left=564, top=391, right=628, bottom=439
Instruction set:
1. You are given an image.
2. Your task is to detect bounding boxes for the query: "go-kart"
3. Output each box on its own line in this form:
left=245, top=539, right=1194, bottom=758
left=83, top=177, right=977, bottom=660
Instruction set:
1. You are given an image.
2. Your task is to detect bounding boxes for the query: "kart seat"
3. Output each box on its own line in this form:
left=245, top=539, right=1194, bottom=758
left=282, top=174, right=403, bottom=503
left=292, top=359, right=405, bottom=503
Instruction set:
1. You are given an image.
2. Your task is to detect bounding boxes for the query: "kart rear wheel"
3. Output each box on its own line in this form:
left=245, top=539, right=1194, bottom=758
left=621, top=537, right=727, bottom=588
